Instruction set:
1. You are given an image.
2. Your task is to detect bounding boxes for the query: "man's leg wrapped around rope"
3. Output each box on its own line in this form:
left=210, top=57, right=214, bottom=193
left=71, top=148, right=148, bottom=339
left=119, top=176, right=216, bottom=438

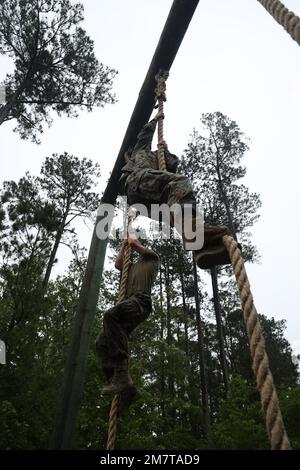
left=126, top=168, right=231, bottom=269
left=95, top=332, right=115, bottom=383
left=96, top=293, right=151, bottom=409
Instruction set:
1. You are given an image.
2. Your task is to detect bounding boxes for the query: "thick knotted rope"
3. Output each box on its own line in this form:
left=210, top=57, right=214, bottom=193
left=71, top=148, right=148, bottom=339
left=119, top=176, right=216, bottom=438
left=106, top=210, right=134, bottom=450
left=155, top=71, right=169, bottom=171
left=223, top=235, right=291, bottom=450
left=106, top=395, right=119, bottom=450
left=107, top=74, right=169, bottom=449
left=118, top=242, right=132, bottom=303
left=258, top=0, right=300, bottom=46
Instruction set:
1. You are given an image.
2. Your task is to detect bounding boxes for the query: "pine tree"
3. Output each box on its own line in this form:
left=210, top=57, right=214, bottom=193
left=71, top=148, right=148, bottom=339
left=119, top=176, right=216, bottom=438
left=39, top=152, right=100, bottom=288
left=0, top=0, right=117, bottom=142
left=181, top=112, right=261, bottom=260
left=180, top=111, right=262, bottom=394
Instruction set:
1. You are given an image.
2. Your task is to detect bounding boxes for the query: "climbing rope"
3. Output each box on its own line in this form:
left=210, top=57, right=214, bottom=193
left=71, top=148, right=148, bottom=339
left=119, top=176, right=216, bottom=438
left=106, top=395, right=119, bottom=450
left=155, top=71, right=169, bottom=171
left=107, top=74, right=169, bottom=450
left=118, top=235, right=133, bottom=303
left=258, top=0, right=300, bottom=46
left=106, top=210, right=134, bottom=450
left=106, top=70, right=291, bottom=452
left=223, top=235, right=291, bottom=450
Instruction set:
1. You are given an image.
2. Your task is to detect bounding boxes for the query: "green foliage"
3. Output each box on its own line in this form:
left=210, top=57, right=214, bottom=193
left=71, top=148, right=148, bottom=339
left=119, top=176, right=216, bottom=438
left=0, top=401, right=29, bottom=449
left=0, top=152, right=100, bottom=290
left=0, top=113, right=299, bottom=450
left=206, top=377, right=300, bottom=450
left=1, top=228, right=299, bottom=449
left=39, top=152, right=101, bottom=222
left=207, top=376, right=269, bottom=450
left=278, top=387, right=300, bottom=449
left=180, top=111, right=262, bottom=262
left=0, top=0, right=117, bottom=141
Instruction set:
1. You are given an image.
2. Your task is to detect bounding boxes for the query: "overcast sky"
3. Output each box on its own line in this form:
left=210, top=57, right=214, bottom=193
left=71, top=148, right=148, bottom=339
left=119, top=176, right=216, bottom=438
left=1, top=0, right=300, bottom=356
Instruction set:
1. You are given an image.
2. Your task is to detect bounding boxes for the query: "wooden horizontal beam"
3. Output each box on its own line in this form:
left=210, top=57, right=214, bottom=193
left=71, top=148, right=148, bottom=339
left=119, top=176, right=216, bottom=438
left=50, top=0, right=200, bottom=449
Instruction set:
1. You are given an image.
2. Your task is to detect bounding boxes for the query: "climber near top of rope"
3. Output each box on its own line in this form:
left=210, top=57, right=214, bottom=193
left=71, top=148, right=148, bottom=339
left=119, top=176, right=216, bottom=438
left=118, top=112, right=231, bottom=269
left=119, top=110, right=178, bottom=199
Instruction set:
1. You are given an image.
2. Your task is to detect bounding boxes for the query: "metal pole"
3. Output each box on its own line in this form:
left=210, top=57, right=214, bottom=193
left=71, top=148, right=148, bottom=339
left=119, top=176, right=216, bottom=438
left=49, top=0, right=200, bottom=449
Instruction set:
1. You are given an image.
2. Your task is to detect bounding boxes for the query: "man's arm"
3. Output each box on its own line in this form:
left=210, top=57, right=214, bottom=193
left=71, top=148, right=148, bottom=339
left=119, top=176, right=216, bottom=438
left=132, top=120, right=156, bottom=153
left=128, top=235, right=159, bottom=261
left=165, top=150, right=179, bottom=173
left=115, top=239, right=128, bottom=271
left=132, top=111, right=163, bottom=154
left=127, top=235, right=148, bottom=256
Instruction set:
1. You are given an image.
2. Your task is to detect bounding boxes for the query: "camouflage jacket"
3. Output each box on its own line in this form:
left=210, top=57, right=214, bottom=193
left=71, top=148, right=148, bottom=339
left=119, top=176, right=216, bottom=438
left=119, top=119, right=179, bottom=193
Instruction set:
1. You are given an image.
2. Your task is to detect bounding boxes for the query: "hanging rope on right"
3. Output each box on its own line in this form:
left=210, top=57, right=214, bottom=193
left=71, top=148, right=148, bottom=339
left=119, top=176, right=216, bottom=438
left=258, top=0, right=300, bottom=46
left=223, top=235, right=291, bottom=450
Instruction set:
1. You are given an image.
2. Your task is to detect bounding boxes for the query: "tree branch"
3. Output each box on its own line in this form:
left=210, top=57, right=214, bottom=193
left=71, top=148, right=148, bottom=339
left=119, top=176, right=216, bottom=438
left=19, top=99, right=94, bottom=107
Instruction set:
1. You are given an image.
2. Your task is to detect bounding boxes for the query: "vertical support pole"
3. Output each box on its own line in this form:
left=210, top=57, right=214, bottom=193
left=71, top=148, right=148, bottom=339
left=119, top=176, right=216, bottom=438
left=50, top=214, right=109, bottom=449
left=49, top=0, right=200, bottom=449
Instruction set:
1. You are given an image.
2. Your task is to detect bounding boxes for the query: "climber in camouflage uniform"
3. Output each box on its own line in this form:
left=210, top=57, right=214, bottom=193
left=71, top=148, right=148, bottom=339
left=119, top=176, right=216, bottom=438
left=119, top=115, right=194, bottom=212
left=96, top=235, right=160, bottom=414
left=119, top=111, right=231, bottom=269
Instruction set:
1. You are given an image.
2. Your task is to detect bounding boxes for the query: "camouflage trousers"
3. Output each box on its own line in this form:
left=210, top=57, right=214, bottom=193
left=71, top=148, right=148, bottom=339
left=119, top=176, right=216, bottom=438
left=124, top=169, right=196, bottom=211
left=96, top=293, right=152, bottom=381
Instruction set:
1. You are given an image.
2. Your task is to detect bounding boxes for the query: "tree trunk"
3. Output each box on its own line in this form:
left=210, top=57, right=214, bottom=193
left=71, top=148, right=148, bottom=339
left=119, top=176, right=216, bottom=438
left=210, top=266, right=229, bottom=393
left=216, top=157, right=237, bottom=241
left=179, top=268, right=189, bottom=357
left=0, top=94, right=17, bottom=125
left=192, top=257, right=211, bottom=436
left=43, top=221, right=66, bottom=289
left=159, top=263, right=166, bottom=420
left=164, top=259, right=174, bottom=397
left=179, top=266, right=195, bottom=430
left=0, top=70, right=35, bottom=126
left=224, top=314, right=235, bottom=371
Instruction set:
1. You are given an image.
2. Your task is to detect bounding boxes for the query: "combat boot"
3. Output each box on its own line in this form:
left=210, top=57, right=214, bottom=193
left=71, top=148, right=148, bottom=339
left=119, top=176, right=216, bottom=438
left=193, top=224, right=231, bottom=269
left=101, top=359, right=133, bottom=396
left=118, top=384, right=142, bottom=416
